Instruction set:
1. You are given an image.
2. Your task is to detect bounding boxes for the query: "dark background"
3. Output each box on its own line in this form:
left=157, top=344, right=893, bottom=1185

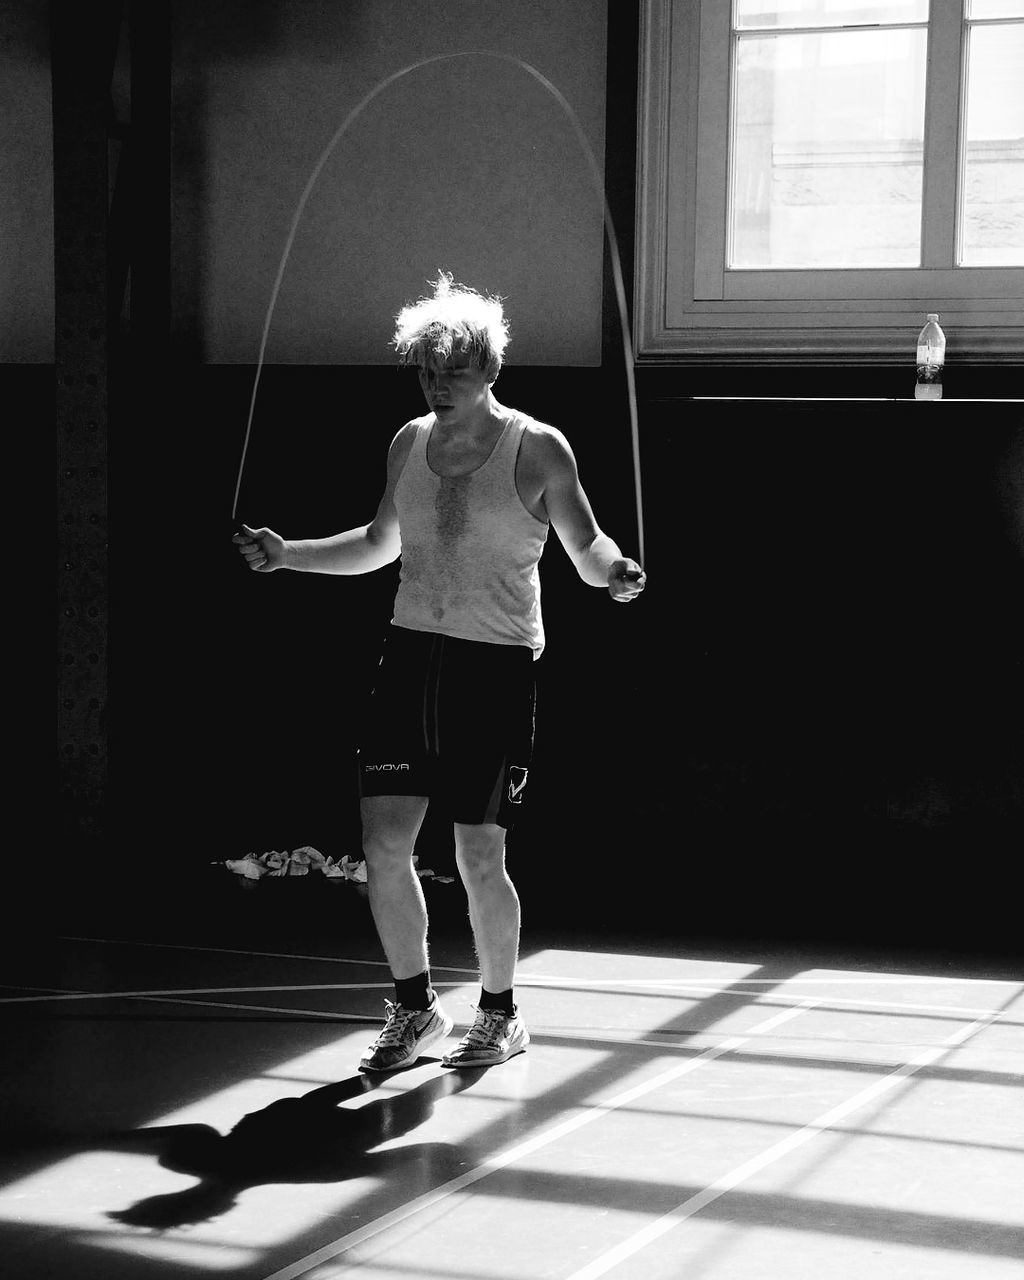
left=39, top=1, right=1024, bottom=965
left=87, top=365, right=1024, bottom=960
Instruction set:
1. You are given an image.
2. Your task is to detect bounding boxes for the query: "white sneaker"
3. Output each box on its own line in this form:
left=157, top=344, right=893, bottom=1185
left=441, top=1007, right=529, bottom=1068
left=359, top=999, right=453, bottom=1073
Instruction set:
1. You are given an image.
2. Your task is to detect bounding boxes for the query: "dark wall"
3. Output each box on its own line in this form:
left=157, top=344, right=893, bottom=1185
left=97, top=362, right=1023, bottom=955
left=627, top=396, right=1023, bottom=954
left=5, top=0, right=611, bottom=366
left=169, top=0, right=609, bottom=367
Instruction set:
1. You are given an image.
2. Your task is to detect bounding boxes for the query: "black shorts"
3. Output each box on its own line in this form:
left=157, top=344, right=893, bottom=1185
left=358, top=626, right=537, bottom=828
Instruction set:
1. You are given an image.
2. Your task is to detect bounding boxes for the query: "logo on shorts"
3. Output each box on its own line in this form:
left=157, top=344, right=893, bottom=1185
left=365, top=763, right=411, bottom=772
left=508, top=766, right=529, bottom=805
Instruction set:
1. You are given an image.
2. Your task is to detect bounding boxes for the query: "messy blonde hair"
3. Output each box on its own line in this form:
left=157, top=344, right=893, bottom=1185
left=392, top=271, right=510, bottom=383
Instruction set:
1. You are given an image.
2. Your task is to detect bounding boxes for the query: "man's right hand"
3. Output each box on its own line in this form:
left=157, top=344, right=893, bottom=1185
left=233, top=524, right=286, bottom=572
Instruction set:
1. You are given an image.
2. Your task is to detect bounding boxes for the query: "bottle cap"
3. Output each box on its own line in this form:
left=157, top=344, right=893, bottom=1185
left=926, top=313, right=939, bottom=321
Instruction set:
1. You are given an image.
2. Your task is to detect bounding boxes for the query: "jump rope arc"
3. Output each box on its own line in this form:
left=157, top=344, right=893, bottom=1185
left=232, top=50, right=645, bottom=570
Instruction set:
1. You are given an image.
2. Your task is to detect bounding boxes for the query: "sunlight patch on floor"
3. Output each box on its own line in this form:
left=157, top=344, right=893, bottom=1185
left=2, top=946, right=1019, bottom=1279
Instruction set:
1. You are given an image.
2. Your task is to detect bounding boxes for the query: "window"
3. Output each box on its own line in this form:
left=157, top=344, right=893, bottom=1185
left=636, top=0, right=1024, bottom=360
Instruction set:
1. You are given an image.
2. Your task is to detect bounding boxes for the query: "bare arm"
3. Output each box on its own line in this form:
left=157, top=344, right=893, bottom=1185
left=529, top=426, right=645, bottom=601
left=234, top=424, right=413, bottom=575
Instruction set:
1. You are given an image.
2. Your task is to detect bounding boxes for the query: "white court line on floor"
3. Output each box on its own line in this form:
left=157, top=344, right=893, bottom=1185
left=0, top=983, right=398, bottom=1004
left=55, top=936, right=480, bottom=974
left=0, top=979, right=571, bottom=1008
left=718, top=991, right=1015, bottom=1017
left=0, top=987, right=741, bottom=1044
left=0, top=984, right=384, bottom=1020
left=516, top=980, right=1011, bottom=1019
left=520, top=982, right=1015, bottom=1019
left=1, top=979, right=1009, bottom=1022
left=5, top=962, right=1010, bottom=1059
left=521, top=975, right=1022, bottom=986
left=562, top=1010, right=1000, bottom=1280
left=0, top=981, right=800, bottom=1046
left=3, top=979, right=1000, bottom=1053
left=53, top=938, right=1024, bottom=988
left=256, top=1002, right=819, bottom=1280
left=113, top=994, right=377, bottom=1021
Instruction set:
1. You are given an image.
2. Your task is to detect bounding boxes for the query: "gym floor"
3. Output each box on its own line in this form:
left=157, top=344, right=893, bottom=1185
left=2, top=877, right=1021, bottom=1280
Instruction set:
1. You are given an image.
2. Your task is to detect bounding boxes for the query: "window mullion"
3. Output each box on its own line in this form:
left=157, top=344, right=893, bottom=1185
left=693, top=0, right=731, bottom=300
left=920, top=0, right=965, bottom=269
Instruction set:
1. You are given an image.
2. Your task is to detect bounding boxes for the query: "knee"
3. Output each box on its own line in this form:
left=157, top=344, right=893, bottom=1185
left=454, top=825, right=507, bottom=885
left=361, top=799, right=422, bottom=868
left=362, top=827, right=412, bottom=869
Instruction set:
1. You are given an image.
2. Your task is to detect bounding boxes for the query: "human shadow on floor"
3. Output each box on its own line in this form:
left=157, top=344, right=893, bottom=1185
left=103, top=1066, right=484, bottom=1229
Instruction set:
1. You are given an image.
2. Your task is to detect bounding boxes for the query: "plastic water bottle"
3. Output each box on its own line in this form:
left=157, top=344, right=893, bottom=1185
left=915, top=313, right=945, bottom=400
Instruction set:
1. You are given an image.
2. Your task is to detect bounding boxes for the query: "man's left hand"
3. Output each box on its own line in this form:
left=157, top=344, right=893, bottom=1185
left=608, top=559, right=646, bottom=603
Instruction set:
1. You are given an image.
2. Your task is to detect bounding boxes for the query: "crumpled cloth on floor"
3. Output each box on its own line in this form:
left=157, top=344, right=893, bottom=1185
left=220, top=848, right=448, bottom=883
left=221, top=847, right=362, bottom=881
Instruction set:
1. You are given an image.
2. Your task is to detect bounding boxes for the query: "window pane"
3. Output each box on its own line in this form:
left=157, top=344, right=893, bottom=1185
left=729, top=29, right=927, bottom=268
left=960, top=24, right=1024, bottom=265
left=967, top=1, right=1024, bottom=19
left=734, top=0, right=928, bottom=30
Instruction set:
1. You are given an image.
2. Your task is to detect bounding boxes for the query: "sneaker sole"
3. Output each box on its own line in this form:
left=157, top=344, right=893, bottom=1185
left=359, top=1010, right=455, bottom=1074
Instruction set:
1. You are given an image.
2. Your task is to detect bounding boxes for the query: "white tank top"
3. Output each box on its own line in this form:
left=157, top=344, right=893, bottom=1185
left=392, top=411, right=549, bottom=657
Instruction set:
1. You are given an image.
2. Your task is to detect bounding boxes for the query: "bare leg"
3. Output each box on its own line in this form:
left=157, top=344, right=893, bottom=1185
left=453, top=823, right=520, bottom=993
left=361, top=796, right=430, bottom=981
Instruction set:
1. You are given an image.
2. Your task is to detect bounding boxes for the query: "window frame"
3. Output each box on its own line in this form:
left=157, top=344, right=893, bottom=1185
left=635, top=0, right=1024, bottom=361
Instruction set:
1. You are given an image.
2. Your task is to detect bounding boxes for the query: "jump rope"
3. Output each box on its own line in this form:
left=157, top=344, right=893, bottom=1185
left=231, top=51, right=645, bottom=571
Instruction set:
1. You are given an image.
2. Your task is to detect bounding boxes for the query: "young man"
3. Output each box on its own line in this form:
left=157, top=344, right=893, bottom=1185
left=234, top=273, right=645, bottom=1072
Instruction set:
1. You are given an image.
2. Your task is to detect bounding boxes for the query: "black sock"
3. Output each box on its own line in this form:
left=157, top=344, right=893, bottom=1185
left=394, top=972, right=433, bottom=1011
left=479, top=987, right=515, bottom=1017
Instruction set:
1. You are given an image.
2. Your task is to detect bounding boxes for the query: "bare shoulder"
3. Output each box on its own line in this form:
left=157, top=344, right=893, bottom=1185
left=519, top=418, right=577, bottom=478
left=393, top=416, right=426, bottom=449
left=386, top=418, right=423, bottom=470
